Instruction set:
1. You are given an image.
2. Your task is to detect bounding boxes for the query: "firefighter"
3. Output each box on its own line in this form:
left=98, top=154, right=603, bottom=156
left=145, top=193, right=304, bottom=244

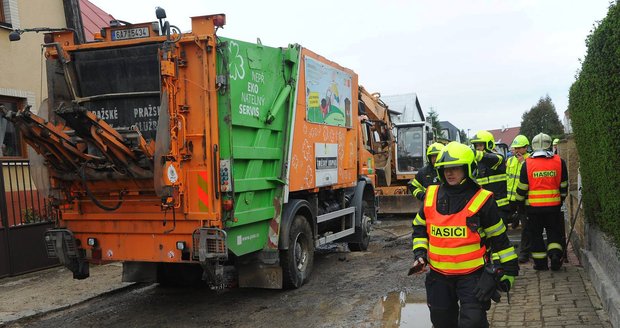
left=552, top=138, right=560, bottom=154
left=409, top=142, right=445, bottom=201
left=470, top=130, right=511, bottom=224
left=516, top=133, right=568, bottom=271
left=506, top=135, right=532, bottom=263
left=412, top=142, right=518, bottom=328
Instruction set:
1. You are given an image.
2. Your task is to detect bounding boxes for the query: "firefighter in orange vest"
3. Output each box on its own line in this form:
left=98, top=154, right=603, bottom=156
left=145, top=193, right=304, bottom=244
left=412, top=142, right=518, bottom=328
left=516, top=133, right=568, bottom=271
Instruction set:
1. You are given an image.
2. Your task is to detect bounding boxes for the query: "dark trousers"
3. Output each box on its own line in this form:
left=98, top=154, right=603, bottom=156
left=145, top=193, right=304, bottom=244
left=519, top=206, right=532, bottom=257
left=528, top=210, right=564, bottom=268
left=425, top=269, right=490, bottom=328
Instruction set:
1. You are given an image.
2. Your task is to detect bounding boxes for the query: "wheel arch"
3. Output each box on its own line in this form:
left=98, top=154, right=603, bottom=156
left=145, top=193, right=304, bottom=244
left=279, top=198, right=314, bottom=250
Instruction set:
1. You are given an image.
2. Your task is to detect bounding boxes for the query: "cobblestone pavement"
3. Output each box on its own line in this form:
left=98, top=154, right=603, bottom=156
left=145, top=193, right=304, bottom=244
left=489, top=231, right=613, bottom=328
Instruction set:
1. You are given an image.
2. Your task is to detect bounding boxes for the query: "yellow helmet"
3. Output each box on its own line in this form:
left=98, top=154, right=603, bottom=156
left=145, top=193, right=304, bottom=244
left=435, top=142, right=477, bottom=182
left=531, top=133, right=552, bottom=151
left=511, top=135, right=529, bottom=148
left=426, top=142, right=445, bottom=162
left=470, top=130, right=495, bottom=151
left=552, top=138, right=559, bottom=146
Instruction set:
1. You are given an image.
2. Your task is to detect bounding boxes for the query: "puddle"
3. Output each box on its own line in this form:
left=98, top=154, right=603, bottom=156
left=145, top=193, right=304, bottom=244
left=379, top=291, right=432, bottom=328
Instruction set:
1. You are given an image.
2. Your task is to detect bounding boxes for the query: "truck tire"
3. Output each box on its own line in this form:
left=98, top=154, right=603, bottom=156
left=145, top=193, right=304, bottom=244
left=348, top=201, right=371, bottom=251
left=281, top=215, right=314, bottom=289
left=348, top=214, right=371, bottom=251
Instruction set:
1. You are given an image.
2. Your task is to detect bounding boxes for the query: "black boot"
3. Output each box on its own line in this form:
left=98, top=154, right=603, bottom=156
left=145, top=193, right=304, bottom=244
left=550, top=254, right=562, bottom=271
left=518, top=253, right=530, bottom=263
left=533, top=259, right=548, bottom=271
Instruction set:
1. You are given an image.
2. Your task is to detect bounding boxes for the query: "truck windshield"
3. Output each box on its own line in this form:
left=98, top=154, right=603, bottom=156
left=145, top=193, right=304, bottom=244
left=396, top=125, right=424, bottom=174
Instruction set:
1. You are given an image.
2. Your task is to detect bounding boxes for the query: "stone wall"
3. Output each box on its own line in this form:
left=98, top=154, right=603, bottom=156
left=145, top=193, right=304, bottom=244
left=560, top=136, right=620, bottom=328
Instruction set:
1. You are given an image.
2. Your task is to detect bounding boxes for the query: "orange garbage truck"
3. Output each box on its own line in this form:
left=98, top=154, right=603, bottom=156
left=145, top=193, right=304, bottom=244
left=2, top=9, right=376, bottom=289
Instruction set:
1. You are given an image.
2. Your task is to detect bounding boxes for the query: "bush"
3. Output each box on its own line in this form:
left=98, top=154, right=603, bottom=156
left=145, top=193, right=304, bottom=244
left=568, top=0, right=620, bottom=247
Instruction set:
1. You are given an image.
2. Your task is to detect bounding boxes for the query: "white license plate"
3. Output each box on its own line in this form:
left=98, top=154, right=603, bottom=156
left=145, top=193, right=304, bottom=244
left=111, top=27, right=150, bottom=41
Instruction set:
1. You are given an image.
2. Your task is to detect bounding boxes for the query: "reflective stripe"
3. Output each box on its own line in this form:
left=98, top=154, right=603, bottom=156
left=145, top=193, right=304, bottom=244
left=425, top=185, right=438, bottom=207
left=532, top=252, right=547, bottom=259
left=496, top=198, right=509, bottom=207
left=475, top=150, right=484, bottom=162
left=413, top=238, right=429, bottom=250
left=491, top=253, right=500, bottom=261
left=412, top=179, right=425, bottom=190
left=467, top=190, right=493, bottom=212
left=429, top=257, right=485, bottom=271
left=560, top=181, right=568, bottom=188
left=529, top=196, right=561, bottom=204
left=515, top=193, right=525, bottom=201
left=491, top=154, right=504, bottom=170
left=430, top=243, right=482, bottom=256
left=412, top=189, right=424, bottom=198
left=517, top=182, right=528, bottom=190
left=477, top=174, right=507, bottom=186
left=529, top=189, right=560, bottom=196
left=484, top=219, right=506, bottom=238
left=547, top=242, right=563, bottom=251
left=412, top=214, right=426, bottom=226
left=528, top=187, right=561, bottom=205
left=497, top=247, right=517, bottom=262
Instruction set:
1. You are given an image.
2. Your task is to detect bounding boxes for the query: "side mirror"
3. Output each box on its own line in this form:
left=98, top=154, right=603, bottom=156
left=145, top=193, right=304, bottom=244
left=156, top=7, right=167, bottom=19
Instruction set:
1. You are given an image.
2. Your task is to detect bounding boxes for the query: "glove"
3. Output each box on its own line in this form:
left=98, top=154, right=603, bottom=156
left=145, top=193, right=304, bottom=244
left=498, top=275, right=514, bottom=293
left=409, top=250, right=428, bottom=275
left=474, top=268, right=498, bottom=302
left=416, top=191, right=425, bottom=201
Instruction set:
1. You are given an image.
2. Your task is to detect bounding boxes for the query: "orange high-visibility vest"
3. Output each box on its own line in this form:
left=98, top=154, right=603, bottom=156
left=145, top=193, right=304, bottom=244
left=526, top=155, right=562, bottom=207
left=424, top=185, right=493, bottom=275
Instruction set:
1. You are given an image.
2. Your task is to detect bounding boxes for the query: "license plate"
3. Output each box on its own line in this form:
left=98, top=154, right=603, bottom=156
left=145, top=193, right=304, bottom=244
left=111, top=27, right=150, bottom=41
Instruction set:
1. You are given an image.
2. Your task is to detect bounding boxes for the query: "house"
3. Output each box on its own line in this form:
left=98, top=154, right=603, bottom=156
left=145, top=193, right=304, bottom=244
left=488, top=126, right=520, bottom=146
left=0, top=0, right=112, bottom=277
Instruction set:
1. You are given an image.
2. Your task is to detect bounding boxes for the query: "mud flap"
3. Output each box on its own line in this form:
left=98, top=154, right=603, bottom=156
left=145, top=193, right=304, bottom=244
left=44, top=229, right=90, bottom=279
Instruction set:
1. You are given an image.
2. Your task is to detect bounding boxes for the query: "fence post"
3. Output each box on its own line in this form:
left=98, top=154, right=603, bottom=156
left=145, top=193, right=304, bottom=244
left=0, top=159, right=13, bottom=275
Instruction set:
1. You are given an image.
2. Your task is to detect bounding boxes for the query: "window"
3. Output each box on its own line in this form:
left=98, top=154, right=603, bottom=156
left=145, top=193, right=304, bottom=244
left=0, top=0, right=17, bottom=29
left=0, top=97, right=25, bottom=158
left=0, top=0, right=7, bottom=26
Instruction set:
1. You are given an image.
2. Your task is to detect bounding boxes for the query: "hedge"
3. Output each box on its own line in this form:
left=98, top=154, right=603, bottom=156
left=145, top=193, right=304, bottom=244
left=568, top=0, right=620, bottom=247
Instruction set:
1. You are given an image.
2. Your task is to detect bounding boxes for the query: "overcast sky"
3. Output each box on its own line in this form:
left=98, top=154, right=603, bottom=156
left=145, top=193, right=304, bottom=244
left=91, top=0, right=612, bottom=134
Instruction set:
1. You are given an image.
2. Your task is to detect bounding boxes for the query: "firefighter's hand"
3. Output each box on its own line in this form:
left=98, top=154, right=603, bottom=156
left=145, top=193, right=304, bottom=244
left=409, top=250, right=428, bottom=275
left=498, top=275, right=514, bottom=293
left=474, top=269, right=498, bottom=302
left=408, top=258, right=427, bottom=275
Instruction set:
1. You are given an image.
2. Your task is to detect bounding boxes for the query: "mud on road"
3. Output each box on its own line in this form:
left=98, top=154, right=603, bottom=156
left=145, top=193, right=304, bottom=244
left=6, top=218, right=425, bottom=328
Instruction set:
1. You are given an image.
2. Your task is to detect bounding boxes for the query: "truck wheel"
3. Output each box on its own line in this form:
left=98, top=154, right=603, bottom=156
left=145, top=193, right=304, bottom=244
left=348, top=214, right=371, bottom=251
left=281, top=215, right=314, bottom=289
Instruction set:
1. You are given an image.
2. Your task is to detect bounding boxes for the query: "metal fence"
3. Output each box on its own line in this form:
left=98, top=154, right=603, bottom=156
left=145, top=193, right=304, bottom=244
left=0, top=159, right=55, bottom=228
left=1, top=159, right=58, bottom=277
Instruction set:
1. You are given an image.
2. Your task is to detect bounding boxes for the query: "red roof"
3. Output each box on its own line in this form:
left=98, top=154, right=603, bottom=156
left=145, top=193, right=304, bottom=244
left=488, top=126, right=520, bottom=146
left=79, top=0, right=114, bottom=41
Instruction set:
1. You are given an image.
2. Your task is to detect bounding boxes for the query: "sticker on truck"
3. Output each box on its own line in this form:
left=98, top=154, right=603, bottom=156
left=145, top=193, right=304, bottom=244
left=315, top=143, right=338, bottom=187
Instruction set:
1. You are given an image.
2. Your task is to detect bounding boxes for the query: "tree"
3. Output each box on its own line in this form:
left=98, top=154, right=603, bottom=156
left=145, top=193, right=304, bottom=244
left=427, top=107, right=442, bottom=137
left=519, top=95, right=564, bottom=141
